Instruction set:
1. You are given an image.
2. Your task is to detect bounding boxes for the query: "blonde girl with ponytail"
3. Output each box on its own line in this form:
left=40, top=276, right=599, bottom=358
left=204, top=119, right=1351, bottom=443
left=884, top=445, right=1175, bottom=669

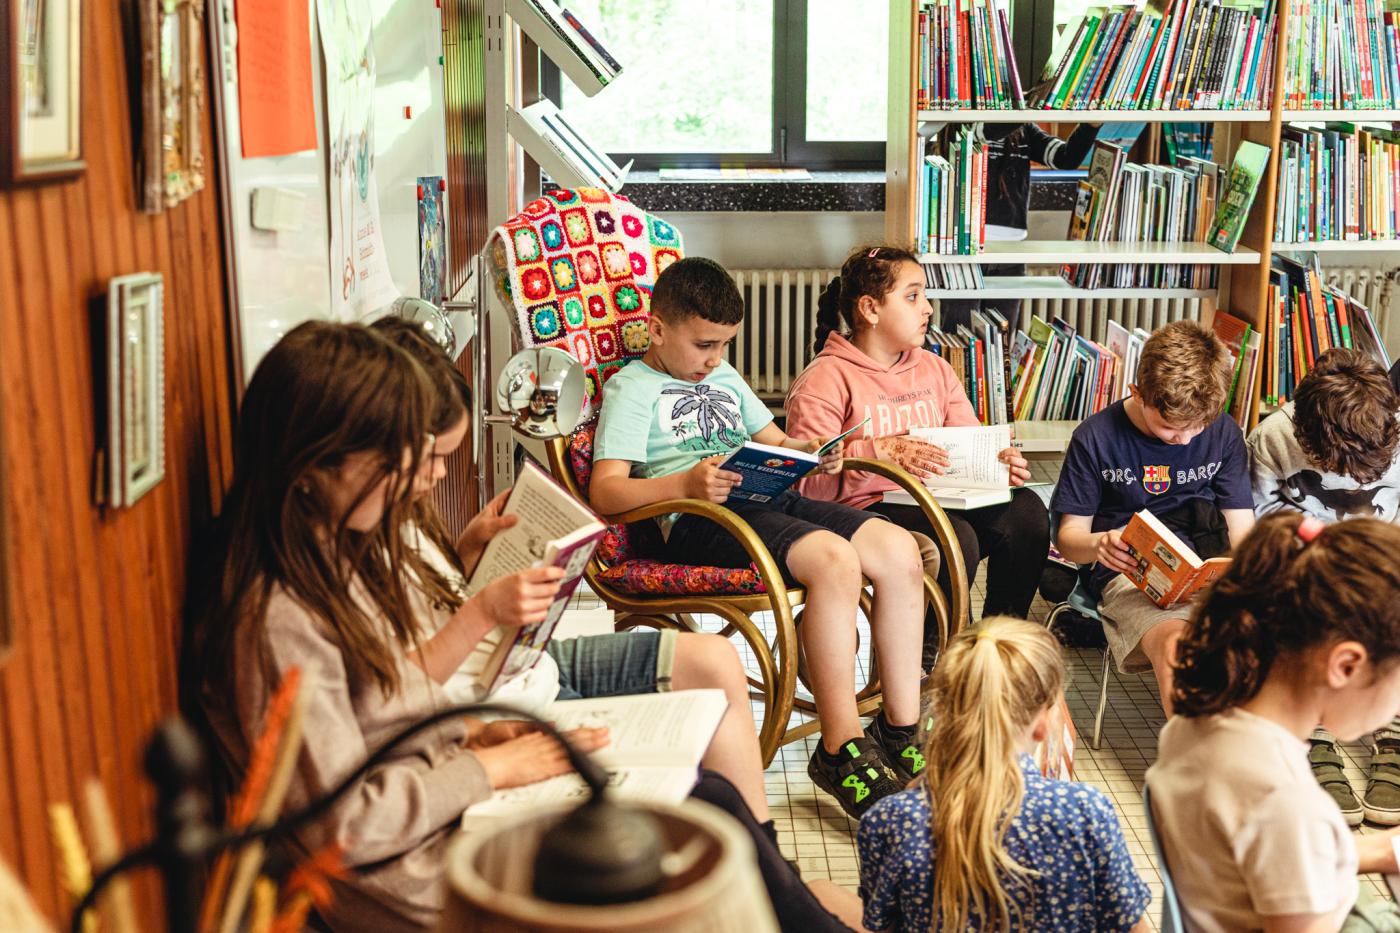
left=857, top=617, right=1150, bottom=932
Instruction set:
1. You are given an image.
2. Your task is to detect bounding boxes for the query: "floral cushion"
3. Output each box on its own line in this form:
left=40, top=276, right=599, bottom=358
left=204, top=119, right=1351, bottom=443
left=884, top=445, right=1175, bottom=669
left=567, top=426, right=768, bottom=596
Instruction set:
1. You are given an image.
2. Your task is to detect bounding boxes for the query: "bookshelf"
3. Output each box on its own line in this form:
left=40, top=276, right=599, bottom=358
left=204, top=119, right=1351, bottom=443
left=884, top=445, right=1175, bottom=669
left=886, top=0, right=1400, bottom=432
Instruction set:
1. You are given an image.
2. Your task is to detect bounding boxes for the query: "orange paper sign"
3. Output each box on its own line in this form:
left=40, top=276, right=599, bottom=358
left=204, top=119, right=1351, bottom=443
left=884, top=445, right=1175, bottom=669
left=237, top=0, right=317, bottom=158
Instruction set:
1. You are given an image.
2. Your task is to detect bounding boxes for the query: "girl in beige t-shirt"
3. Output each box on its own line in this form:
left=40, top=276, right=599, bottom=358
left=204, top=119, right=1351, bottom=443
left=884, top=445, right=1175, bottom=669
left=1147, top=513, right=1400, bottom=933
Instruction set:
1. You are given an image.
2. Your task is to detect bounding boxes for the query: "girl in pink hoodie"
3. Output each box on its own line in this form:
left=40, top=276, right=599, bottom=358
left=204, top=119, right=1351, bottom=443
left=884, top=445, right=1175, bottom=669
left=786, top=246, right=1050, bottom=660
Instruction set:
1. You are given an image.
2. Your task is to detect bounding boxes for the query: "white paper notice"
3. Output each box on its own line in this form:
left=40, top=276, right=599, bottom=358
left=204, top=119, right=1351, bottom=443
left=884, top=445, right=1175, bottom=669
left=317, top=0, right=398, bottom=319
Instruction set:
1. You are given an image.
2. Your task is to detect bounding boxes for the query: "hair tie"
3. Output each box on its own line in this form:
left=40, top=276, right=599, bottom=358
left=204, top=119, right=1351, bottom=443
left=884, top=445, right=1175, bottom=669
left=1297, top=516, right=1325, bottom=544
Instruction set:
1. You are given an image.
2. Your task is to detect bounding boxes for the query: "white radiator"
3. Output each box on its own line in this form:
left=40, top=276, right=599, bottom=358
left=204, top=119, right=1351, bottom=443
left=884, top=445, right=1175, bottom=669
left=729, top=268, right=838, bottom=405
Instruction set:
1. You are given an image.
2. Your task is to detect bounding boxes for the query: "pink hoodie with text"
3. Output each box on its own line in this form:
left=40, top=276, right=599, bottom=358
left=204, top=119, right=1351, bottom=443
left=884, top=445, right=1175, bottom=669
left=785, top=333, right=978, bottom=509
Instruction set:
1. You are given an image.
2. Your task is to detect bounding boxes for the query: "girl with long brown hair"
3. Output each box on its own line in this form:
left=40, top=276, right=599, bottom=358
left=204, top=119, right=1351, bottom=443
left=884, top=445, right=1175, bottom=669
left=1149, top=513, right=1400, bottom=932
left=856, top=617, right=1149, bottom=932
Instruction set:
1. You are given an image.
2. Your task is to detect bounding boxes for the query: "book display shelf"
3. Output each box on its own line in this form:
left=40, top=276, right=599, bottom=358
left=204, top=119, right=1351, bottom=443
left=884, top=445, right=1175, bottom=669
left=886, top=0, right=1400, bottom=441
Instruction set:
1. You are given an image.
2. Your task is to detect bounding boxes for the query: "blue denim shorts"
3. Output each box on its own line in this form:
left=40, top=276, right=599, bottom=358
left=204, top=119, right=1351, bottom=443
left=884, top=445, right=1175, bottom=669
left=663, top=489, right=883, bottom=582
left=546, top=629, right=677, bottom=701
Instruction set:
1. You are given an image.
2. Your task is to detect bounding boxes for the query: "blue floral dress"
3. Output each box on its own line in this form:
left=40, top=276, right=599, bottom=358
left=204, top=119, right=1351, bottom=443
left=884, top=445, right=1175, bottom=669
left=857, top=755, right=1150, bottom=932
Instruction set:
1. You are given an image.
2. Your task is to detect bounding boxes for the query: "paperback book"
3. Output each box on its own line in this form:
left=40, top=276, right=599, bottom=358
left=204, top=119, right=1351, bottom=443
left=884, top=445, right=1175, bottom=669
left=464, top=457, right=605, bottom=693
left=881, top=423, right=1014, bottom=509
left=718, top=419, right=868, bottom=504
left=1120, top=508, right=1231, bottom=608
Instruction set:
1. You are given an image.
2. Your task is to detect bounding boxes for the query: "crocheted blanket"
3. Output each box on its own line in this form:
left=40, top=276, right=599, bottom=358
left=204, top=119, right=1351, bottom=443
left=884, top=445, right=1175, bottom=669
left=489, top=187, right=684, bottom=415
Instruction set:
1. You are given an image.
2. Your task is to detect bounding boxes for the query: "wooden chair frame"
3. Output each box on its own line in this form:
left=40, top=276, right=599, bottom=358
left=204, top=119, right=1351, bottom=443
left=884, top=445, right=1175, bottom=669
left=546, top=439, right=971, bottom=765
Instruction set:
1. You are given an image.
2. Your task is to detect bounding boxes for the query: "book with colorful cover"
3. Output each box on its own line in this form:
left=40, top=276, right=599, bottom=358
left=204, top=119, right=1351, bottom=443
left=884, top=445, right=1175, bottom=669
left=718, top=418, right=868, bottom=504
left=1208, top=140, right=1270, bottom=251
left=1120, top=508, right=1231, bottom=608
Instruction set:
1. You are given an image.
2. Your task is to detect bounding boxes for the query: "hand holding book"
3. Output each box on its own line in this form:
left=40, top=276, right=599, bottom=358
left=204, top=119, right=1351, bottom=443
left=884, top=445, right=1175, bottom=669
left=1095, top=527, right=1139, bottom=575
left=873, top=434, right=953, bottom=479
left=456, top=489, right=520, bottom=578
left=685, top=456, right=744, bottom=503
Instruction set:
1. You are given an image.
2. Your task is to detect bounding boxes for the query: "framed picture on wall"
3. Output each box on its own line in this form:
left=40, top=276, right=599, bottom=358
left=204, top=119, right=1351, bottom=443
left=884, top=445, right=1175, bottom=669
left=0, top=0, right=85, bottom=185
left=106, top=273, right=167, bottom=509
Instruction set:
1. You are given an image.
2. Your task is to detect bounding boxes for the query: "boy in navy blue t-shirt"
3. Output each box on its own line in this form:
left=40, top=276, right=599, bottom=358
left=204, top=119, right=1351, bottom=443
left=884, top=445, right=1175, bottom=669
left=1050, top=321, right=1256, bottom=713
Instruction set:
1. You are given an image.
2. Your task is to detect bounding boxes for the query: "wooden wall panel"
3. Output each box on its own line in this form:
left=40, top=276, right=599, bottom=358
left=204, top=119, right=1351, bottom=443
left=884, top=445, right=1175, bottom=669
left=0, top=0, right=235, bottom=923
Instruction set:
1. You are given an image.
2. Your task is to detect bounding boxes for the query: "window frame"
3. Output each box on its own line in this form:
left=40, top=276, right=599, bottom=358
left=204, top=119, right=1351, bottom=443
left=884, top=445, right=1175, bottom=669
left=539, top=0, right=886, bottom=172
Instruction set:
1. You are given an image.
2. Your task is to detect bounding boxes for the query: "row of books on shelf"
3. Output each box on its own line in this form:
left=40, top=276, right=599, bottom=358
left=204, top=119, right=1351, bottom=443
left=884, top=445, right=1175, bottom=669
left=1274, top=122, right=1400, bottom=242
left=916, top=129, right=989, bottom=255
left=927, top=308, right=1270, bottom=427
left=918, top=0, right=1278, bottom=111
left=923, top=263, right=987, bottom=289
left=916, top=0, right=1025, bottom=109
left=1032, top=0, right=1278, bottom=111
left=1282, top=0, right=1400, bottom=109
left=1261, top=252, right=1393, bottom=403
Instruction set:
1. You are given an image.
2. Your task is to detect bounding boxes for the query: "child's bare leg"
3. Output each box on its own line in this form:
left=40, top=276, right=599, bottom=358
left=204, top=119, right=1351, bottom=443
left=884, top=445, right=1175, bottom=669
left=784, top=531, right=864, bottom=753
left=672, top=633, right=770, bottom=821
left=1139, top=617, right=1187, bottom=716
left=851, top=521, right=925, bottom=727
left=807, top=880, right=871, bottom=932
left=908, top=530, right=942, bottom=581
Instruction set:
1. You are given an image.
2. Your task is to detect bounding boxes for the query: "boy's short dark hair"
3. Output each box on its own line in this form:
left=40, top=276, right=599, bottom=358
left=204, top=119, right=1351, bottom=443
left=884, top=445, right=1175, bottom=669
left=651, top=257, right=745, bottom=325
left=1294, top=348, right=1400, bottom=483
left=1136, top=320, right=1232, bottom=426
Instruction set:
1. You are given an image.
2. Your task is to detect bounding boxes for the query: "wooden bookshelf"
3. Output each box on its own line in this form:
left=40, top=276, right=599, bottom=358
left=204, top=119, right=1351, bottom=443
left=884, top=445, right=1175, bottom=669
left=918, top=109, right=1273, bottom=123
left=886, top=0, right=1369, bottom=432
left=918, top=241, right=1259, bottom=265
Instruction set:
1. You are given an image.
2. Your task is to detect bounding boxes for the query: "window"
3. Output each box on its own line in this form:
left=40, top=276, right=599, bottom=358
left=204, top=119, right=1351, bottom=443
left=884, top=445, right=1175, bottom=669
left=543, top=0, right=887, bottom=170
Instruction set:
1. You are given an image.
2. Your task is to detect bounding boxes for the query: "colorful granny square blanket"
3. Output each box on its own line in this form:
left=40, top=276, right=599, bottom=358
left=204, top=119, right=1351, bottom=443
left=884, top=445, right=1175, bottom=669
left=490, top=187, right=684, bottom=416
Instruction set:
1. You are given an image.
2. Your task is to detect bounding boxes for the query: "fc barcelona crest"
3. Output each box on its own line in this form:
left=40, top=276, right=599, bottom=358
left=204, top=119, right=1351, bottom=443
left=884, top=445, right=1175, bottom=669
left=1143, top=465, right=1172, bottom=495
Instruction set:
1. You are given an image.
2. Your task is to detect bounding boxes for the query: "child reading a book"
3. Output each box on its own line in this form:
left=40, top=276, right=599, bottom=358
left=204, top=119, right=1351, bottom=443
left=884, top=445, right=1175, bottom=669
left=1050, top=320, right=1256, bottom=714
left=1247, top=347, right=1400, bottom=827
left=1149, top=514, right=1400, bottom=932
left=785, top=245, right=1048, bottom=654
left=857, top=617, right=1150, bottom=932
left=186, top=322, right=862, bottom=932
left=371, top=316, right=770, bottom=823
left=591, top=256, right=927, bottom=820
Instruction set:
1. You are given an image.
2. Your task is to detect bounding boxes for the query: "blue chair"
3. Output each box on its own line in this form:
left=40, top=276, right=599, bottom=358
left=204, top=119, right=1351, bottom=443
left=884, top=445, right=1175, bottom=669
left=1143, top=784, right=1186, bottom=933
left=1044, top=573, right=1114, bottom=750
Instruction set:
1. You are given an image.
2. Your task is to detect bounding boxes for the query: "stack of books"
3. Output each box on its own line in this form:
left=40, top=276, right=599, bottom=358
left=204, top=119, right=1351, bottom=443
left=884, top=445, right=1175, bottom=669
left=1282, top=0, right=1400, bottom=110
left=917, top=0, right=1024, bottom=109
left=1060, top=141, right=1223, bottom=289
left=917, top=128, right=989, bottom=255
left=1262, top=252, right=1392, bottom=405
left=1026, top=0, right=1278, bottom=111
left=1274, top=123, right=1400, bottom=243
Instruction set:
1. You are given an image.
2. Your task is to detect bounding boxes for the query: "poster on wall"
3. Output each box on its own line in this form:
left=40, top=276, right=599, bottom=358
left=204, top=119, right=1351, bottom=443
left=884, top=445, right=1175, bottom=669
left=417, top=175, right=446, bottom=305
left=317, top=0, right=396, bottom=319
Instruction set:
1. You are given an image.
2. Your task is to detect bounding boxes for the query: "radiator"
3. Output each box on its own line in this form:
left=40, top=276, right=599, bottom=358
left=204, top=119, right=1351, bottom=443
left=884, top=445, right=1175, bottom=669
left=1324, top=265, right=1400, bottom=356
left=729, top=268, right=838, bottom=405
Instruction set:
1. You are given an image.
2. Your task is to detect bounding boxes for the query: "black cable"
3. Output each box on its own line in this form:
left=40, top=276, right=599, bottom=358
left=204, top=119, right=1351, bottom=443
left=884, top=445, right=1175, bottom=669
left=69, top=702, right=606, bottom=933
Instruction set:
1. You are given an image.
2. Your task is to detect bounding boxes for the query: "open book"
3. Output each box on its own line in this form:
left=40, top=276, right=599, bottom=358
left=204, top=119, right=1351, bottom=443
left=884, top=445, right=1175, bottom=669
left=881, top=424, right=1013, bottom=510
left=1119, top=509, right=1231, bottom=609
left=460, top=689, right=729, bottom=828
left=464, top=458, right=605, bottom=693
left=719, top=417, right=869, bottom=504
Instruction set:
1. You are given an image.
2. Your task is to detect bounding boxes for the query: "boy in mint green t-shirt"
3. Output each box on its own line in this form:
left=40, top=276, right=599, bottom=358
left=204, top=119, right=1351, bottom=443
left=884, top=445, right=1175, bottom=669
left=591, top=256, right=926, bottom=821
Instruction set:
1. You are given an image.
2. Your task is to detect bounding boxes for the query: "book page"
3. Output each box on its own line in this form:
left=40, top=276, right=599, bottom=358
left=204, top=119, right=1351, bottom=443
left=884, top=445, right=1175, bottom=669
left=909, top=424, right=1012, bottom=490
left=547, top=689, right=728, bottom=768
left=462, top=765, right=699, bottom=824
left=466, top=458, right=600, bottom=596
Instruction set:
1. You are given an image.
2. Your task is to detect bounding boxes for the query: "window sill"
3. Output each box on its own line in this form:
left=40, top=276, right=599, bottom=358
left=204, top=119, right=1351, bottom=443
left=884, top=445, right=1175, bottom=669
left=620, top=170, right=886, bottom=213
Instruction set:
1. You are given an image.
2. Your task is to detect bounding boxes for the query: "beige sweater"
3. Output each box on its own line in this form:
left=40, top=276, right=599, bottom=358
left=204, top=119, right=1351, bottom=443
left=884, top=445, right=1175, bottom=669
left=205, top=581, right=492, bottom=932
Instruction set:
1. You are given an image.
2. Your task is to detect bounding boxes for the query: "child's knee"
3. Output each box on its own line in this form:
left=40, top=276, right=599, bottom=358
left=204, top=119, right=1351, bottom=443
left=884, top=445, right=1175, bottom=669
left=909, top=531, right=942, bottom=578
left=787, top=531, right=861, bottom=585
left=859, top=522, right=923, bottom=579
left=677, top=633, right=745, bottom=690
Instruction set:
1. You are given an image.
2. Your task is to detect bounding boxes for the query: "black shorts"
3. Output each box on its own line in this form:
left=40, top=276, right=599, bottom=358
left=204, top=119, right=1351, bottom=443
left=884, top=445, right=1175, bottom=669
left=663, top=489, right=883, bottom=582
